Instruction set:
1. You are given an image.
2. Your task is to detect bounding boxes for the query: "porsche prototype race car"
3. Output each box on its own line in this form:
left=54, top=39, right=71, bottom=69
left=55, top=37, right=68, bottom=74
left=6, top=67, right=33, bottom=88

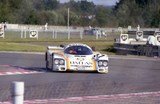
left=45, top=43, right=109, bottom=73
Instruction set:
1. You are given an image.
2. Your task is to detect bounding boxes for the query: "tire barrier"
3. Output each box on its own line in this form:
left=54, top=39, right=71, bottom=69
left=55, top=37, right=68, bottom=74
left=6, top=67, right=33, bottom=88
left=128, top=31, right=155, bottom=36
left=114, top=43, right=160, bottom=57
left=120, top=34, right=129, bottom=44
left=127, top=31, right=136, bottom=35
left=155, top=34, right=160, bottom=46
left=0, top=31, right=4, bottom=38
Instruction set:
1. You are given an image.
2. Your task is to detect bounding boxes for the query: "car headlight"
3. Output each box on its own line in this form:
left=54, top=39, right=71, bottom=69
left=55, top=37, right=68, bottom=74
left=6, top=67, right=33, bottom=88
left=98, top=61, right=103, bottom=66
left=103, top=61, right=108, bottom=67
left=54, top=59, right=65, bottom=65
left=54, top=59, right=59, bottom=65
left=98, top=60, right=108, bottom=67
left=59, top=59, right=65, bottom=65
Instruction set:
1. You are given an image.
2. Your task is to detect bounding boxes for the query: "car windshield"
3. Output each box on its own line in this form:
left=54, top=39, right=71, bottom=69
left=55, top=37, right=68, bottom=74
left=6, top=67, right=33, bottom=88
left=64, top=46, right=93, bottom=55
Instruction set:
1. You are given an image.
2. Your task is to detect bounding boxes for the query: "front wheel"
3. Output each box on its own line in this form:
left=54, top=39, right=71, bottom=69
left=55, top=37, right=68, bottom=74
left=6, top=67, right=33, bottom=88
left=46, top=61, right=49, bottom=71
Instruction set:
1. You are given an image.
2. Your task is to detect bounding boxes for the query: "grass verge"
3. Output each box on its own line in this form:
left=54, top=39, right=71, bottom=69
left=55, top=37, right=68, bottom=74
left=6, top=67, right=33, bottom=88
left=0, top=42, right=45, bottom=52
left=0, top=35, right=116, bottom=54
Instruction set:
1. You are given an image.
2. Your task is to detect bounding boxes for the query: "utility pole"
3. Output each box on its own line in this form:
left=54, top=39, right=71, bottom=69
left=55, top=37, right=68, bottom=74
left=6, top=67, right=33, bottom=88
left=67, top=8, right=70, bottom=40
left=67, top=8, right=70, bottom=29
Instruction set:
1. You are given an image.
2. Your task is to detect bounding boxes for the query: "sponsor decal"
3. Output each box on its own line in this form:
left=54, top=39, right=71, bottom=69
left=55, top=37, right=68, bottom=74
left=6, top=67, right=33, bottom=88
left=157, top=36, right=160, bottom=42
left=0, top=25, right=4, bottom=38
left=29, top=30, right=38, bottom=38
left=75, top=55, right=86, bottom=58
left=0, top=32, right=3, bottom=36
left=70, top=61, right=92, bottom=66
left=137, top=32, right=143, bottom=37
left=76, top=57, right=85, bottom=61
left=121, top=35, right=128, bottom=41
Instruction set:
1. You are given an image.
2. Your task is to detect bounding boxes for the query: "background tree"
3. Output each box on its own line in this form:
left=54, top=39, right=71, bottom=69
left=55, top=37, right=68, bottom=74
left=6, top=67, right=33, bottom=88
left=95, top=6, right=108, bottom=27
left=0, top=0, right=159, bottom=27
left=114, top=0, right=160, bottom=27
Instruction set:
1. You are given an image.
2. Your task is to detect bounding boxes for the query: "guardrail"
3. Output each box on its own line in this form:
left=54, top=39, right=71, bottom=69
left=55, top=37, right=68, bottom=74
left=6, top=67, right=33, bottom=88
left=114, top=43, right=160, bottom=57
left=128, top=30, right=155, bottom=36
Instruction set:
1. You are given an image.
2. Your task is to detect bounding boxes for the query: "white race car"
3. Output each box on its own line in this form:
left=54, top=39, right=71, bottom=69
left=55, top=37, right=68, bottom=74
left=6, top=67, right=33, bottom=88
left=45, top=43, right=109, bottom=73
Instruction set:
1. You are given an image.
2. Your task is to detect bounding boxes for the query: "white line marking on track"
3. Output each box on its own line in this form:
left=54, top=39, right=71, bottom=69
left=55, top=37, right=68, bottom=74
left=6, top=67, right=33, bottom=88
left=5, top=72, right=14, bottom=75
left=0, top=64, right=44, bottom=76
left=0, top=70, right=43, bottom=76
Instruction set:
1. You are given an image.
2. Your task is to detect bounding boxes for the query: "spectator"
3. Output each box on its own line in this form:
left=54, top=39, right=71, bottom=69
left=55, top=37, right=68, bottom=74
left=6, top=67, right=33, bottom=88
left=44, top=23, right=48, bottom=31
left=4, top=22, right=7, bottom=30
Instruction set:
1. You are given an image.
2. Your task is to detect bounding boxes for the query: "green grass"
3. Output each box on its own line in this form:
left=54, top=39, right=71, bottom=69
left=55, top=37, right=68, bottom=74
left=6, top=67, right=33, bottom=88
left=0, top=39, right=115, bottom=54
left=0, top=42, right=45, bottom=52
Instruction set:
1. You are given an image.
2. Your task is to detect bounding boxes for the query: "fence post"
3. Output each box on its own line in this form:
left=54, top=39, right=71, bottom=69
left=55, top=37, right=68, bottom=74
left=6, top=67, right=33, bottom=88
left=80, top=30, right=83, bottom=39
left=2, top=30, right=5, bottom=39
left=11, top=82, right=24, bottom=104
left=68, top=29, right=70, bottom=40
left=55, top=30, right=57, bottom=39
left=21, top=30, right=23, bottom=38
left=24, top=30, right=27, bottom=38
left=96, top=31, right=98, bottom=40
left=52, top=30, right=55, bottom=39
left=37, top=30, right=39, bottom=40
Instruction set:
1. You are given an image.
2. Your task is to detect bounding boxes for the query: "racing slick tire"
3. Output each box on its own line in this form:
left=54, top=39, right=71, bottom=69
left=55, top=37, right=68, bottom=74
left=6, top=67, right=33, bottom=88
left=46, top=61, right=49, bottom=71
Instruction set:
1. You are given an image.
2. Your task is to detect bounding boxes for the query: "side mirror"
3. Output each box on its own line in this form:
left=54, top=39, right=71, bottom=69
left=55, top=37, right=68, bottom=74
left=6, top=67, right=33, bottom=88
left=60, top=45, right=64, bottom=48
left=91, top=47, right=96, bottom=51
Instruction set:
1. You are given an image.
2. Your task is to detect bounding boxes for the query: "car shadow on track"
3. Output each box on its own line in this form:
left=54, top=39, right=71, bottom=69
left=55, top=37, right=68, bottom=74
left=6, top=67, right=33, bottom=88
left=11, top=65, right=47, bottom=72
left=11, top=65, right=103, bottom=74
left=46, top=69, right=102, bottom=74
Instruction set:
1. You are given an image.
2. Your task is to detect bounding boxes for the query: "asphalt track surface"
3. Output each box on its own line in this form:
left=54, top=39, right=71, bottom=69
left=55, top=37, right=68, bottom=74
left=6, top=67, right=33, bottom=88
left=0, top=52, right=160, bottom=103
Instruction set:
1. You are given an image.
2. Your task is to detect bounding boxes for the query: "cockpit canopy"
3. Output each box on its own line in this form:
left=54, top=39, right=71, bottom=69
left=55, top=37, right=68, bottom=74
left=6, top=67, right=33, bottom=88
left=64, top=45, right=93, bottom=55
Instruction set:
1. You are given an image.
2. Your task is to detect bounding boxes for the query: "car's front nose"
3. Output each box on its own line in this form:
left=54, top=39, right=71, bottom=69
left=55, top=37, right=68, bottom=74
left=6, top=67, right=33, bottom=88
left=66, top=55, right=96, bottom=71
left=53, top=58, right=67, bottom=71
left=97, top=60, right=109, bottom=73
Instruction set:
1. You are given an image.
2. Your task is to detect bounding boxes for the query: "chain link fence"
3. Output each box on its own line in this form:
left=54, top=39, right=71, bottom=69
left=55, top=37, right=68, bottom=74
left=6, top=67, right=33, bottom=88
left=3, top=28, right=158, bottom=41
left=1, top=29, right=116, bottom=40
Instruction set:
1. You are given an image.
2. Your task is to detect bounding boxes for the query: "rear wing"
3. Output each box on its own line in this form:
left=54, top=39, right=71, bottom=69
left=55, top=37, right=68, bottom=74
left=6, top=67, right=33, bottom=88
left=47, top=46, right=64, bottom=51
